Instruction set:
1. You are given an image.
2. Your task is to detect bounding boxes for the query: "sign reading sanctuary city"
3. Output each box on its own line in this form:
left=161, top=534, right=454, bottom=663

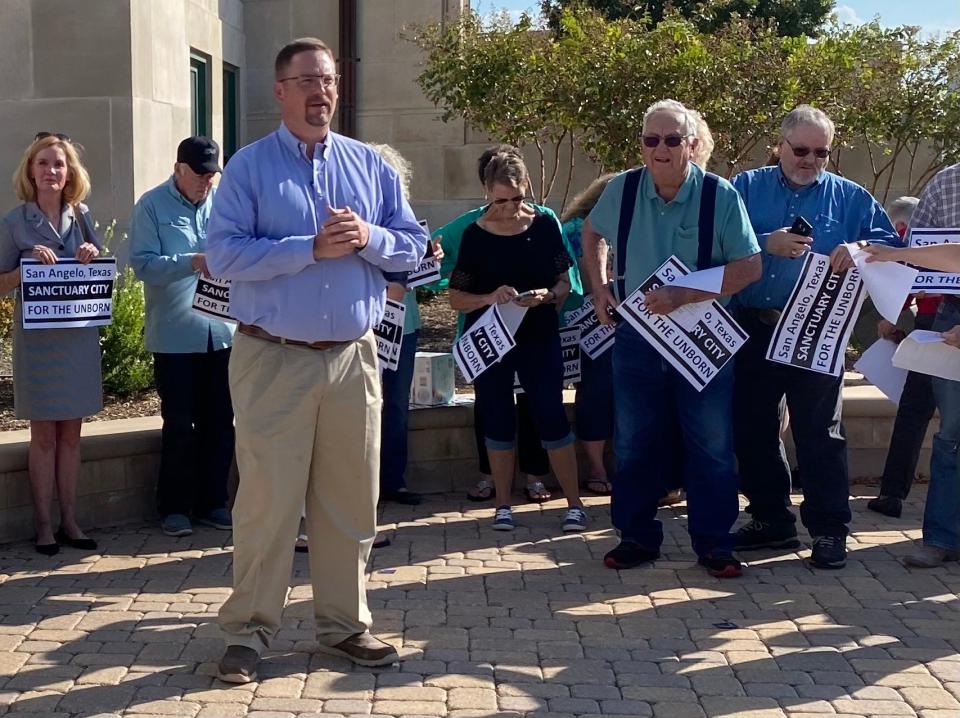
left=766, top=253, right=865, bottom=376
left=192, top=276, right=232, bottom=320
left=908, top=228, right=960, bottom=294
left=20, top=258, right=116, bottom=329
left=617, top=256, right=747, bottom=392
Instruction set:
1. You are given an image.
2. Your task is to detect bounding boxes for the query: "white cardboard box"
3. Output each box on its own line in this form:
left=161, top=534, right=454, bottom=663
left=409, top=351, right=455, bottom=406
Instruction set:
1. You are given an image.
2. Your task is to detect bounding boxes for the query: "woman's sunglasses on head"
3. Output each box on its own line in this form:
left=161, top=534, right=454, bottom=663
left=35, top=132, right=72, bottom=143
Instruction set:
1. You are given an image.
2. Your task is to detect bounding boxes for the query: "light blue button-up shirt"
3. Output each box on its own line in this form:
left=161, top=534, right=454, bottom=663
left=206, top=124, right=427, bottom=342
left=733, top=165, right=899, bottom=310
left=130, top=177, right=234, bottom=354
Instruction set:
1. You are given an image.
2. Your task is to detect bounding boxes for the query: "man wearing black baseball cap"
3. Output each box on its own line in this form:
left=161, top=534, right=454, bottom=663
left=129, top=136, right=236, bottom=538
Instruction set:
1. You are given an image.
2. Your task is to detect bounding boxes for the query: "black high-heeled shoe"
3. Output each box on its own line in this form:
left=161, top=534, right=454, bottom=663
left=35, top=540, right=59, bottom=556
left=55, top=528, right=97, bottom=551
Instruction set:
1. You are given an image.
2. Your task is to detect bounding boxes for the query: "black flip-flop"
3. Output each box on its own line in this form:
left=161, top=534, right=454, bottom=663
left=582, top=478, right=612, bottom=496
left=466, top=478, right=494, bottom=502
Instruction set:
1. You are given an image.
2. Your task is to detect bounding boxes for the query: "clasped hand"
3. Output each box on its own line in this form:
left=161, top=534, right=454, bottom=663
left=313, top=206, right=370, bottom=260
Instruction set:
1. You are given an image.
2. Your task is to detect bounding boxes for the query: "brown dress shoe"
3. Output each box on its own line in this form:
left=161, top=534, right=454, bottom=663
left=217, top=645, right=258, bottom=683
left=316, top=632, right=399, bottom=666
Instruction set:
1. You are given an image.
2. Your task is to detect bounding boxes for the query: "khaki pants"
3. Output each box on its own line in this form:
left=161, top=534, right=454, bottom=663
left=218, top=331, right=381, bottom=653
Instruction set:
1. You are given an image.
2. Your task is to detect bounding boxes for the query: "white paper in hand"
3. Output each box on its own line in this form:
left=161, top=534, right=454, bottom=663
left=667, top=265, right=725, bottom=294
left=892, top=330, right=960, bottom=381
left=845, top=242, right=918, bottom=324
left=854, top=339, right=907, bottom=404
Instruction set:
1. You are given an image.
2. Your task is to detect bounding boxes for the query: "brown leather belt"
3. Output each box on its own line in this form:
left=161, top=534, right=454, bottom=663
left=238, top=323, right=351, bottom=351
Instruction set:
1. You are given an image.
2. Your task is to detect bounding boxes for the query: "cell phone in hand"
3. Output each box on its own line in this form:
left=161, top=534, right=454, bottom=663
left=790, top=216, right=813, bottom=237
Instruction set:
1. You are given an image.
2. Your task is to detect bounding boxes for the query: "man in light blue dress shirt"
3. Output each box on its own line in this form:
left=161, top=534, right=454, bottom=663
left=206, top=38, right=427, bottom=681
left=730, top=106, right=899, bottom=569
left=130, top=137, right=235, bottom=539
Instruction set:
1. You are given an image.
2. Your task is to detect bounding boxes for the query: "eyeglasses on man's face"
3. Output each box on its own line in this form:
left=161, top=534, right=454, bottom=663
left=278, top=73, right=340, bottom=90
left=642, top=134, right=690, bottom=149
left=783, top=136, right=830, bottom=159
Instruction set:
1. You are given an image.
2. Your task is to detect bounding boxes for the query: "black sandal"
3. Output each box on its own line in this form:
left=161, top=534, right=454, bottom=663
left=582, top=478, right=612, bottom=496
left=466, top=478, right=494, bottom=502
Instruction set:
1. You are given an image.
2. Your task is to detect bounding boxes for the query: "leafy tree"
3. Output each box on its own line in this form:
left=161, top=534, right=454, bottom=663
left=540, top=0, right=835, bottom=37
left=412, top=6, right=960, bottom=208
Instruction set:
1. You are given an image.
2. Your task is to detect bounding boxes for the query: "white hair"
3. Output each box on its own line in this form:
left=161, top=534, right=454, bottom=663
left=368, top=142, right=412, bottom=199
left=643, top=99, right=696, bottom=136
left=886, top=196, right=920, bottom=225
left=780, top=105, right=835, bottom=143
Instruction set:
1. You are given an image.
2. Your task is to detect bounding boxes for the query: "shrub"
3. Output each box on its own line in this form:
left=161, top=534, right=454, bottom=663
left=98, top=222, right=153, bottom=396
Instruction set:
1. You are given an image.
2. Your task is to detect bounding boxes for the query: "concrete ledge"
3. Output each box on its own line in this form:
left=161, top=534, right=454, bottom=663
left=0, top=384, right=936, bottom=544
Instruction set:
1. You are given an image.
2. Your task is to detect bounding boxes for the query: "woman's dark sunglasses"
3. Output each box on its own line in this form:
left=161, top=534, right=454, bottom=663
left=783, top=137, right=830, bottom=159
left=34, top=132, right=72, bottom=143
left=642, top=134, right=687, bottom=148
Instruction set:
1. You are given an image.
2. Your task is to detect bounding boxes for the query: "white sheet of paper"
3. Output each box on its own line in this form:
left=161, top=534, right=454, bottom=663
left=893, top=330, right=960, bottom=381
left=845, top=242, right=918, bottom=324
left=497, top=301, right=528, bottom=335
left=854, top=339, right=907, bottom=404
left=909, top=330, right=946, bottom=344
left=668, top=265, right=725, bottom=294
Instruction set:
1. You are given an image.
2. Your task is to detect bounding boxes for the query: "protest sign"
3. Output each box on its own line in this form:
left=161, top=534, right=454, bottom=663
left=407, top=220, right=441, bottom=289
left=453, top=303, right=526, bottom=383
left=766, top=253, right=865, bottom=376
left=20, top=258, right=116, bottom=329
left=908, top=228, right=960, bottom=294
left=566, top=298, right=615, bottom=359
left=374, top=299, right=406, bottom=371
left=617, top=256, right=747, bottom=391
left=192, top=276, right=233, bottom=320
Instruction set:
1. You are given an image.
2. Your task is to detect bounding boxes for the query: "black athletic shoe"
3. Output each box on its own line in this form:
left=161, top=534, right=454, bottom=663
left=603, top=541, right=659, bottom=569
left=698, top=552, right=743, bottom=578
left=733, top=519, right=801, bottom=552
left=867, top=495, right=902, bottom=518
left=810, top=535, right=847, bottom=569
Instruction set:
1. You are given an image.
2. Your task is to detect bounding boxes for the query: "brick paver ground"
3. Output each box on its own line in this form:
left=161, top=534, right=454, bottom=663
left=1, top=487, right=959, bottom=718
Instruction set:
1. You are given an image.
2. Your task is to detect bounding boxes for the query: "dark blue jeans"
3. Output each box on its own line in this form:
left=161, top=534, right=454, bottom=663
left=611, top=323, right=738, bottom=556
left=380, top=330, right=418, bottom=493
left=154, top=346, right=234, bottom=518
left=733, top=310, right=851, bottom=538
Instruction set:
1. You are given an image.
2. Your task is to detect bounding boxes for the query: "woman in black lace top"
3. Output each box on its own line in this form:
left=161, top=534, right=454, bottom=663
left=449, top=152, right=587, bottom=533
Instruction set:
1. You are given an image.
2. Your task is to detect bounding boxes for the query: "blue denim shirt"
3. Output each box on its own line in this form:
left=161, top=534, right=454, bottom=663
left=206, top=124, right=428, bottom=342
left=130, top=177, right=234, bottom=354
left=733, top=166, right=899, bottom=310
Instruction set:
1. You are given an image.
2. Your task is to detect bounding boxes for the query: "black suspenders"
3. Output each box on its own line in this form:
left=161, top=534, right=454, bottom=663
left=613, top=168, right=720, bottom=302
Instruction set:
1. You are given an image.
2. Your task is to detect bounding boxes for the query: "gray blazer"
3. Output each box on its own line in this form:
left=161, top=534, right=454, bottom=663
left=0, top=201, right=103, bottom=273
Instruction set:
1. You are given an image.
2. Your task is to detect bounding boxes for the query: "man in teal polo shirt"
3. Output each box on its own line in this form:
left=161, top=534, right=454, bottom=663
left=580, top=100, right=761, bottom=577
left=130, top=137, right=236, bottom=538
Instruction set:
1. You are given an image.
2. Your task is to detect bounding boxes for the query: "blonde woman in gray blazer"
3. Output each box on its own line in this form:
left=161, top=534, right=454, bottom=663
left=0, top=133, right=103, bottom=555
